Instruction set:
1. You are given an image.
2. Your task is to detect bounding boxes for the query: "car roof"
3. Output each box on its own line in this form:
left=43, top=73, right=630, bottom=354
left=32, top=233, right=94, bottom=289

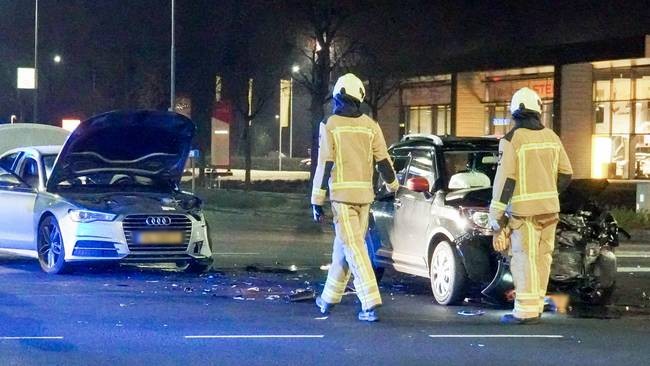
left=2, top=145, right=62, bottom=157
left=390, top=135, right=499, bottom=151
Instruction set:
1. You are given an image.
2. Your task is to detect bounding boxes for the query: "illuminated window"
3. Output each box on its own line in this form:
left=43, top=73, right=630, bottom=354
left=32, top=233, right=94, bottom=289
left=404, top=105, right=451, bottom=136
left=592, top=66, right=650, bottom=179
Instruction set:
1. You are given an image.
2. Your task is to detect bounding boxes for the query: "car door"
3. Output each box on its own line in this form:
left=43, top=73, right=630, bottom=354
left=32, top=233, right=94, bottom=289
left=391, top=149, right=437, bottom=270
left=0, top=166, right=37, bottom=249
left=370, top=150, right=410, bottom=256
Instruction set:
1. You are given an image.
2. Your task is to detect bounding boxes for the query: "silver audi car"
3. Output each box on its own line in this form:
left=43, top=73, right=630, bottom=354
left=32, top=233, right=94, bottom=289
left=0, top=110, right=213, bottom=274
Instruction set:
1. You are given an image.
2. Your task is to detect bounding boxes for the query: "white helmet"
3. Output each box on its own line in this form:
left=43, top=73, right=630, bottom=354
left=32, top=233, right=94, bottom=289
left=509, top=87, right=542, bottom=115
left=333, top=73, right=365, bottom=102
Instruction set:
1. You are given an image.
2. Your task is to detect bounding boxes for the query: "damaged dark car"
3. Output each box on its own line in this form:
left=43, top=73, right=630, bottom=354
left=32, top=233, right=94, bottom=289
left=366, top=134, right=627, bottom=305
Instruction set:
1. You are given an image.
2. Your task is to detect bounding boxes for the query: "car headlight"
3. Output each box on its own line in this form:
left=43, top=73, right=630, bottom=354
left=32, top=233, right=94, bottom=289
left=68, top=209, right=116, bottom=223
left=460, top=208, right=491, bottom=231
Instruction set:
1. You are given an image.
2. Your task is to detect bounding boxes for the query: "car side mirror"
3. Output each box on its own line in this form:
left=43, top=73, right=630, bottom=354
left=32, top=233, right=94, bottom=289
left=406, top=176, right=430, bottom=193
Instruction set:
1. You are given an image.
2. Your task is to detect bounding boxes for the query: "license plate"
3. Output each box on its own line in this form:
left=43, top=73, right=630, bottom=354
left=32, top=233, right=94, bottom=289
left=136, top=231, right=184, bottom=245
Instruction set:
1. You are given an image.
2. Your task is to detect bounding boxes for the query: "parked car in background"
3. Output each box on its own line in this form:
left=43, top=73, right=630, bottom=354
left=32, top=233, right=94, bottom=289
left=0, top=110, right=213, bottom=274
left=366, top=134, right=622, bottom=305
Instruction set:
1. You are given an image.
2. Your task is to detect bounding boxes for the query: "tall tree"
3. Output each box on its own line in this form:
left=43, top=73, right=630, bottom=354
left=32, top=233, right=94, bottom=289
left=286, top=0, right=368, bottom=178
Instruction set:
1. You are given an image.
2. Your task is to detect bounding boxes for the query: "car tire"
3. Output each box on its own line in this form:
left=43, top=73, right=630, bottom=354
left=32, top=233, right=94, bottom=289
left=37, top=215, right=69, bottom=274
left=365, top=221, right=384, bottom=284
left=429, top=240, right=467, bottom=305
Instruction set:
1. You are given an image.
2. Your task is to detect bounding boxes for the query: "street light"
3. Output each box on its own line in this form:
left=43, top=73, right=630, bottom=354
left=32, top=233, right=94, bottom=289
left=170, top=0, right=176, bottom=111
left=53, top=54, right=62, bottom=64
left=289, top=65, right=300, bottom=158
left=33, top=0, right=39, bottom=122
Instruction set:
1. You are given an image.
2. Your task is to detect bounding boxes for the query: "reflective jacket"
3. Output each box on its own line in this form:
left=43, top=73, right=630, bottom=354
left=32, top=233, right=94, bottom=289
left=311, top=113, right=398, bottom=206
left=489, top=123, right=573, bottom=219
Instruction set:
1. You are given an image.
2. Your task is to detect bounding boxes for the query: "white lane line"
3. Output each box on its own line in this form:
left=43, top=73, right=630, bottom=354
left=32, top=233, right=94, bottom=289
left=185, top=335, right=324, bottom=339
left=213, top=252, right=261, bottom=256
left=618, top=267, right=650, bottom=273
left=428, top=335, right=563, bottom=339
left=0, top=336, right=64, bottom=340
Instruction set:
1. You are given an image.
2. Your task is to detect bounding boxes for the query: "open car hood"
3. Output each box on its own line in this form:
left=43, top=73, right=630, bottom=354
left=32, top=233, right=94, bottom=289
left=47, top=110, right=195, bottom=191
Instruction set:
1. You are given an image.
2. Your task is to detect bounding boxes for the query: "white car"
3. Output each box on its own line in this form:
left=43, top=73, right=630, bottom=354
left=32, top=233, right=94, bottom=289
left=0, top=110, right=213, bottom=274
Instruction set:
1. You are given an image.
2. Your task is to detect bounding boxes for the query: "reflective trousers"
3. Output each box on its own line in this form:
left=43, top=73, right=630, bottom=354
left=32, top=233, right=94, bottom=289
left=321, top=202, right=382, bottom=311
left=508, top=213, right=559, bottom=319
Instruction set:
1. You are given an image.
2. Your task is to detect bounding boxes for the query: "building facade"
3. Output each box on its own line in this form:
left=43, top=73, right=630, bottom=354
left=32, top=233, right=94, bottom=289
left=377, top=35, right=650, bottom=180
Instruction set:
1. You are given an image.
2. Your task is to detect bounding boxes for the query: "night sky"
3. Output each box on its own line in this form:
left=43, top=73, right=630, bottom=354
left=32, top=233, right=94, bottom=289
left=1, top=0, right=649, bottom=152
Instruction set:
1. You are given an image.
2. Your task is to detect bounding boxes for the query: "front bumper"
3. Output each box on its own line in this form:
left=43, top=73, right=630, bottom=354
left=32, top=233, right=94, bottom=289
left=59, top=213, right=212, bottom=263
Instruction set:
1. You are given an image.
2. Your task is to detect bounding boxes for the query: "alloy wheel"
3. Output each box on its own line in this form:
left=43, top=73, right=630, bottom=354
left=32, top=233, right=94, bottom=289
left=431, top=245, right=453, bottom=300
left=38, top=217, right=64, bottom=271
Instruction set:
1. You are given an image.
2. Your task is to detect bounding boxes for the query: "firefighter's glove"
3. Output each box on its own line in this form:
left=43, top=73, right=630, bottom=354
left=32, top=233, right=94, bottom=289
left=492, top=226, right=512, bottom=253
left=312, top=205, right=324, bottom=223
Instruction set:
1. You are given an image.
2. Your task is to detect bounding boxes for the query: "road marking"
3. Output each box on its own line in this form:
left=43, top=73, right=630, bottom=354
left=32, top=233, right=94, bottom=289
left=213, top=252, right=261, bottom=256
left=185, top=335, right=324, bottom=339
left=618, top=267, right=650, bottom=273
left=428, top=335, right=564, bottom=339
left=0, top=336, right=64, bottom=340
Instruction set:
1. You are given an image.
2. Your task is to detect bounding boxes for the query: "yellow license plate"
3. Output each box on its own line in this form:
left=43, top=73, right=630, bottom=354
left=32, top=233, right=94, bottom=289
left=136, top=231, right=184, bottom=245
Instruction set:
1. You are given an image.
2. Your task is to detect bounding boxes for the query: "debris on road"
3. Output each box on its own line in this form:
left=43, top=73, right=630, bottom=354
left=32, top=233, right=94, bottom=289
left=457, top=310, right=485, bottom=316
left=287, top=288, right=315, bottom=302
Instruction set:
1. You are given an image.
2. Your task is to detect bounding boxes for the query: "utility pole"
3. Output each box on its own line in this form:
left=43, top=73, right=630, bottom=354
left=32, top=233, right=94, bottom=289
left=33, top=0, right=38, bottom=122
left=169, top=0, right=176, bottom=111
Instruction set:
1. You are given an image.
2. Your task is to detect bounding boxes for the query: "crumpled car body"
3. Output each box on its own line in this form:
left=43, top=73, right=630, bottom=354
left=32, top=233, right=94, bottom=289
left=366, top=134, right=620, bottom=305
left=0, top=111, right=212, bottom=274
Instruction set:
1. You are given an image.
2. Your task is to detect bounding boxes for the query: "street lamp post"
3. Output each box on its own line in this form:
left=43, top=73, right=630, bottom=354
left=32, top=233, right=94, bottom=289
left=33, top=0, right=38, bottom=123
left=169, top=0, right=176, bottom=112
left=290, top=65, right=300, bottom=158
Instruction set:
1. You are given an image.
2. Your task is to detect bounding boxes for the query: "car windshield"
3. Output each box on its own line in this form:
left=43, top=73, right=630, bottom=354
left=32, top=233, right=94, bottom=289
left=443, top=150, right=499, bottom=190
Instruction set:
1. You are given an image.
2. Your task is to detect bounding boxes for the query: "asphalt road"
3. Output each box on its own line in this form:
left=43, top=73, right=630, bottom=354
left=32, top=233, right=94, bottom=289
left=1, top=210, right=649, bottom=365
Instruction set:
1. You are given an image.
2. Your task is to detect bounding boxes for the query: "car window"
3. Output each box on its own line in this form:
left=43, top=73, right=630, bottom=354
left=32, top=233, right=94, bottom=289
left=19, top=157, right=40, bottom=188
left=443, top=150, right=499, bottom=190
left=392, top=155, right=410, bottom=185
left=42, top=154, right=57, bottom=179
left=0, top=167, right=23, bottom=188
left=0, top=152, right=21, bottom=172
left=405, top=150, right=435, bottom=190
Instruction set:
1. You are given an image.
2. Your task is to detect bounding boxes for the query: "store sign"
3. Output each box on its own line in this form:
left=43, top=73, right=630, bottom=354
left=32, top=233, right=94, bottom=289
left=17, top=67, right=36, bottom=89
left=487, top=78, right=554, bottom=102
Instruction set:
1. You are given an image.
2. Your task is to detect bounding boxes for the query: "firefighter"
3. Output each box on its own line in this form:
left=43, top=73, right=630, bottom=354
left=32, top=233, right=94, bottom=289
left=311, top=73, right=399, bottom=322
left=489, top=87, right=573, bottom=325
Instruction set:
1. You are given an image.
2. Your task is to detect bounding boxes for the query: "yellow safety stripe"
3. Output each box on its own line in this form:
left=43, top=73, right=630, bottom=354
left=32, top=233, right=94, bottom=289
left=312, top=189, right=326, bottom=199
left=333, top=131, right=344, bottom=183
left=515, top=293, right=540, bottom=300
left=490, top=200, right=508, bottom=211
left=516, top=142, right=561, bottom=197
left=331, top=126, right=375, bottom=184
left=340, top=204, right=380, bottom=310
left=511, top=191, right=558, bottom=203
left=514, top=304, right=542, bottom=312
left=517, top=142, right=561, bottom=152
left=331, top=182, right=373, bottom=190
left=332, top=126, right=375, bottom=136
left=387, top=179, right=400, bottom=192
left=526, top=221, right=540, bottom=302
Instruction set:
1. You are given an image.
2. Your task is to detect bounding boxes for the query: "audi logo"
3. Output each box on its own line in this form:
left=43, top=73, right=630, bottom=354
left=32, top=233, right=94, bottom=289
left=146, top=216, right=172, bottom=226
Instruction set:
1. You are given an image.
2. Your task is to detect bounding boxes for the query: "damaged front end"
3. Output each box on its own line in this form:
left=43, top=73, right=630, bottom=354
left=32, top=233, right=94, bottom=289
left=473, top=180, right=625, bottom=305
